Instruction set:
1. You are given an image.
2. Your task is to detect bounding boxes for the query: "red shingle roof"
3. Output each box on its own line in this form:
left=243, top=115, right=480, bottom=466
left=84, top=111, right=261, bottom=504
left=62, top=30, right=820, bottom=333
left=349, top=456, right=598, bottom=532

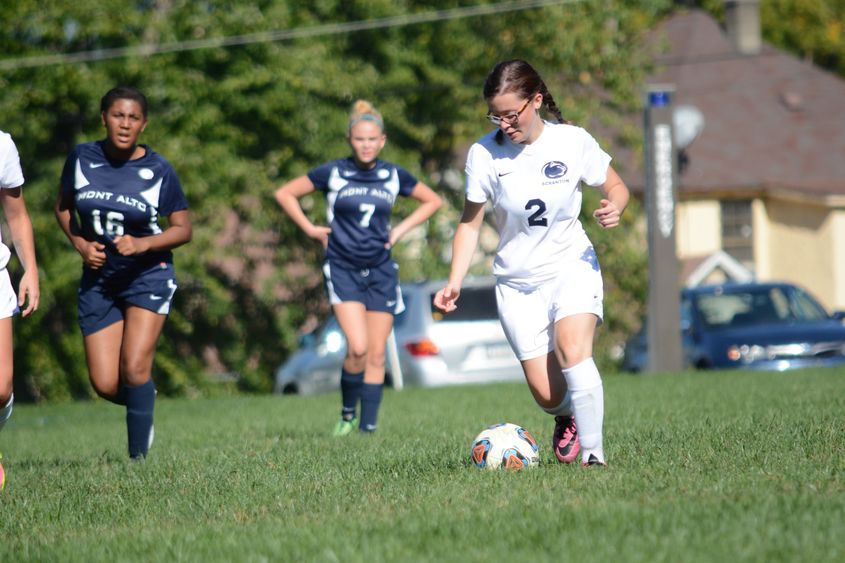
left=626, top=10, right=845, bottom=197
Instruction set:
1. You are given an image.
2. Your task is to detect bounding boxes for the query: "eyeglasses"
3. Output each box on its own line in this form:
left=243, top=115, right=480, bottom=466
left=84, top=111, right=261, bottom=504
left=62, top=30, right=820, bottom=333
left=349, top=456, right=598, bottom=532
left=486, top=98, right=532, bottom=126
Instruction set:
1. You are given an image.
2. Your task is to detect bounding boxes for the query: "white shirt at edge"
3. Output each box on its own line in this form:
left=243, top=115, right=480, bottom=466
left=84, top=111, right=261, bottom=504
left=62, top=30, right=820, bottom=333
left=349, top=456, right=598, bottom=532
left=0, top=130, right=25, bottom=254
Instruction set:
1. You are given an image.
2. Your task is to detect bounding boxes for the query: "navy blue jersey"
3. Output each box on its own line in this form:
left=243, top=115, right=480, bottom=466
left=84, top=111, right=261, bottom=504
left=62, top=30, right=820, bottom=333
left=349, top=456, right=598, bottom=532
left=307, top=157, right=417, bottom=269
left=60, top=141, right=189, bottom=275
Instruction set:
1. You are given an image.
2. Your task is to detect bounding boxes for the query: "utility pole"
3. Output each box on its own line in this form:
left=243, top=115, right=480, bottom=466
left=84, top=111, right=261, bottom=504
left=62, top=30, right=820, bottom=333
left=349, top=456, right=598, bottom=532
left=644, top=85, right=683, bottom=372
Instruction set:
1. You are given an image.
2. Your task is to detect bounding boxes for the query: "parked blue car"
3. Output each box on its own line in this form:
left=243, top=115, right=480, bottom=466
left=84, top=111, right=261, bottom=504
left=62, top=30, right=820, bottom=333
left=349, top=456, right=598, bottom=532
left=622, top=282, right=845, bottom=372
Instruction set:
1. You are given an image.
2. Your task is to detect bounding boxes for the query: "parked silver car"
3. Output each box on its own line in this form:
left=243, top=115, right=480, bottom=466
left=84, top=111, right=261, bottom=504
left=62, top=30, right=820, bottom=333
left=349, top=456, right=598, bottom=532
left=273, top=277, right=523, bottom=395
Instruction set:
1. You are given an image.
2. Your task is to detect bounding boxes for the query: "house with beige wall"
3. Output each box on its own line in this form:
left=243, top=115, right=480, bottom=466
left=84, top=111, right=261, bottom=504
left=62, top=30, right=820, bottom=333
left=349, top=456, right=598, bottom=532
left=627, top=1, right=845, bottom=312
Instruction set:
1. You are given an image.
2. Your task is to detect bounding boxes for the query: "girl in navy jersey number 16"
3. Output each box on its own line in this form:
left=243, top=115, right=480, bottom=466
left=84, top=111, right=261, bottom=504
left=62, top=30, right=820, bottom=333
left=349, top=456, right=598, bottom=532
left=276, top=100, right=441, bottom=435
left=434, top=60, right=630, bottom=467
left=55, top=87, right=192, bottom=459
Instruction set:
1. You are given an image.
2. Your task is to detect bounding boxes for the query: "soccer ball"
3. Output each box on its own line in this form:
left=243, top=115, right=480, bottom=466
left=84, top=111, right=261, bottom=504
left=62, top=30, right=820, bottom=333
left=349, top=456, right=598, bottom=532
left=470, top=422, right=540, bottom=470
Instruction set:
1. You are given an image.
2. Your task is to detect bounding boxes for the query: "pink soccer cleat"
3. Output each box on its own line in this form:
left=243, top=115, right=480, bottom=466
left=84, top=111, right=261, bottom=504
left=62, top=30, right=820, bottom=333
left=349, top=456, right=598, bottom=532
left=552, top=415, right=580, bottom=464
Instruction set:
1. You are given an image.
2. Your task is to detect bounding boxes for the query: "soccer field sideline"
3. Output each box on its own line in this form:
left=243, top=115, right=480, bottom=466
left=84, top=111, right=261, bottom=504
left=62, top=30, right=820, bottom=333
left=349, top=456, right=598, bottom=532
left=1, top=368, right=843, bottom=562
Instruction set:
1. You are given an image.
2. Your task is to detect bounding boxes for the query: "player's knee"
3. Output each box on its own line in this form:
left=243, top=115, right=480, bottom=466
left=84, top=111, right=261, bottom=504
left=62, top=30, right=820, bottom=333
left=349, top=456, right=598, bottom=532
left=0, top=365, right=11, bottom=402
left=556, top=345, right=591, bottom=369
left=367, top=351, right=386, bottom=370
left=533, top=395, right=559, bottom=410
left=346, top=343, right=368, bottom=363
left=0, top=385, right=12, bottom=406
left=91, top=381, right=120, bottom=401
left=120, top=358, right=152, bottom=386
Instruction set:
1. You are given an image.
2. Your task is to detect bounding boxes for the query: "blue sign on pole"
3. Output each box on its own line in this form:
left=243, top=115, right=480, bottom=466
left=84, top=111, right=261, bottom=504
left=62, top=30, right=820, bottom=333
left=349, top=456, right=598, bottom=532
left=648, top=90, right=672, bottom=108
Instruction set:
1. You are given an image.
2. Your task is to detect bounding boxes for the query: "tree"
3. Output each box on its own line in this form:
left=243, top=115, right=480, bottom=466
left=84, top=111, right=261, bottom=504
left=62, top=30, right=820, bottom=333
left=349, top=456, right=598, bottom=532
left=0, top=0, right=665, bottom=400
left=695, top=0, right=845, bottom=76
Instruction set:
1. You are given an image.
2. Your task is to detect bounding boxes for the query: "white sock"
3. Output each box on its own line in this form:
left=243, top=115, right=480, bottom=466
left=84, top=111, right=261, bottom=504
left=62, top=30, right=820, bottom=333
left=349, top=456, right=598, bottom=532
left=0, top=394, right=13, bottom=433
left=562, top=359, right=604, bottom=463
left=541, top=391, right=573, bottom=416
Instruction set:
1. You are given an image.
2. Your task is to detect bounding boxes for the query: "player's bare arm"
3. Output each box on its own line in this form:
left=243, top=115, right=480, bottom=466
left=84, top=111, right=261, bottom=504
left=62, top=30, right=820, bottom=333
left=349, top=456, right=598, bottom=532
left=275, top=175, right=331, bottom=247
left=54, top=191, right=107, bottom=269
left=387, top=182, right=442, bottom=248
left=434, top=200, right=485, bottom=313
left=0, top=187, right=39, bottom=315
left=113, top=209, right=192, bottom=256
left=592, top=165, right=629, bottom=229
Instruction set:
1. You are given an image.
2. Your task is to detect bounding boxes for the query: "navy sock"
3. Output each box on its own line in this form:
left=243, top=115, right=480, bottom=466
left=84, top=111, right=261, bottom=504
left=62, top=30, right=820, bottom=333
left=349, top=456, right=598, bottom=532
left=112, top=385, right=127, bottom=406
left=125, top=379, right=156, bottom=459
left=340, top=369, right=364, bottom=421
left=359, top=383, right=384, bottom=433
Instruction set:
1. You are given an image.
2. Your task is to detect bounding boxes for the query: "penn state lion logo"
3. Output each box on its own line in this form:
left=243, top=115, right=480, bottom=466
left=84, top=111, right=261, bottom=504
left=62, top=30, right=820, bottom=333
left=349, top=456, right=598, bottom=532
left=541, top=161, right=568, bottom=179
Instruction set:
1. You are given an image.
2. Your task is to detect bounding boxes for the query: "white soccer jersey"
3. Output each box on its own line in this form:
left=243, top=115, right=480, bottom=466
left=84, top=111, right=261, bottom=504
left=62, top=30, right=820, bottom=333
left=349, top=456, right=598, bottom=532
left=465, top=122, right=611, bottom=289
left=0, top=131, right=24, bottom=191
left=0, top=130, right=25, bottom=254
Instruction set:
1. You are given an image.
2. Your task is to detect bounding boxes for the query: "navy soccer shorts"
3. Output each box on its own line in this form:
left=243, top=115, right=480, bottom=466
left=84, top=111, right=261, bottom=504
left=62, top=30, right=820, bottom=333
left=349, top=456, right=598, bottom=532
left=323, top=259, right=404, bottom=314
left=78, top=261, right=178, bottom=336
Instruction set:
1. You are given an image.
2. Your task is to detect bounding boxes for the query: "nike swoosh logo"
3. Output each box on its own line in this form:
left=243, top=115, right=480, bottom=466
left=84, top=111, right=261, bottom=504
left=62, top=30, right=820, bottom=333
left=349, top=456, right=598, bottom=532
left=150, top=295, right=163, bottom=300
left=89, top=162, right=106, bottom=168
left=498, top=171, right=513, bottom=177
left=386, top=300, right=396, bottom=307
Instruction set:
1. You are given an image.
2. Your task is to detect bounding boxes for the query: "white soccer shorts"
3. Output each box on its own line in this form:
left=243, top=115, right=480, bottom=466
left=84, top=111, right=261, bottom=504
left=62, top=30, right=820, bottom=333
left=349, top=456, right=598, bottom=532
left=0, top=269, right=18, bottom=320
left=495, top=259, right=603, bottom=361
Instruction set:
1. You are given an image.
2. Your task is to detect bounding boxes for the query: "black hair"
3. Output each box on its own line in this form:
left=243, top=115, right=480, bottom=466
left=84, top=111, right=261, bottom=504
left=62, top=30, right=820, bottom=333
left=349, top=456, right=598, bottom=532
left=100, top=86, right=148, bottom=117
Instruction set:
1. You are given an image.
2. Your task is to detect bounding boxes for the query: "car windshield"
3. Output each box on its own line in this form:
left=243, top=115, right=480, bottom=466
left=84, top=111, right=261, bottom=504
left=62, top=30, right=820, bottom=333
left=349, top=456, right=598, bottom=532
left=429, top=286, right=499, bottom=322
left=693, top=286, right=830, bottom=328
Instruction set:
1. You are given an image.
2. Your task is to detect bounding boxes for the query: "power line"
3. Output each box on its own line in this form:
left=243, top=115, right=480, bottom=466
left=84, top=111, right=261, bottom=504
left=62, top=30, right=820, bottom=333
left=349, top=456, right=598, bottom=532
left=0, top=0, right=582, bottom=71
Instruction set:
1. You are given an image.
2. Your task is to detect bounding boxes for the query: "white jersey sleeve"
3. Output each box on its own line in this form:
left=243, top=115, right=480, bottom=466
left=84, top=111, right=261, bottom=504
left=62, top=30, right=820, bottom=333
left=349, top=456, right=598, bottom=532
left=0, top=131, right=24, bottom=189
left=578, top=127, right=611, bottom=187
left=464, top=136, right=498, bottom=203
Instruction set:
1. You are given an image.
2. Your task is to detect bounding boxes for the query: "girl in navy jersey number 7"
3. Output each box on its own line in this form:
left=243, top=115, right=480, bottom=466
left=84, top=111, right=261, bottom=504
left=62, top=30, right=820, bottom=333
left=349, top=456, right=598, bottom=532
left=276, top=100, right=441, bottom=435
left=434, top=60, right=630, bottom=467
left=55, top=86, right=192, bottom=459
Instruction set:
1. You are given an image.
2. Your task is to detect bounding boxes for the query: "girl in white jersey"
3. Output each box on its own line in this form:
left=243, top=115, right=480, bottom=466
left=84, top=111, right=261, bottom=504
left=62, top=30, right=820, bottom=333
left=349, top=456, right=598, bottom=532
left=434, top=60, right=629, bottom=467
left=0, top=130, right=40, bottom=489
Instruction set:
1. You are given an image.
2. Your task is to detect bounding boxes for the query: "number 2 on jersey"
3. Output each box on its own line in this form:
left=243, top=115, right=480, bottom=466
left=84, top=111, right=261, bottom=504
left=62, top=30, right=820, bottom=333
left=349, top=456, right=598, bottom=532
left=358, top=203, right=376, bottom=227
left=525, top=199, right=548, bottom=227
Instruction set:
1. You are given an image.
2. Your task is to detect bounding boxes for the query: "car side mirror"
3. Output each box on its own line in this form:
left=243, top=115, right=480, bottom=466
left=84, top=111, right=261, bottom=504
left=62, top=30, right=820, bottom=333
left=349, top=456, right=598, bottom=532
left=832, top=311, right=845, bottom=322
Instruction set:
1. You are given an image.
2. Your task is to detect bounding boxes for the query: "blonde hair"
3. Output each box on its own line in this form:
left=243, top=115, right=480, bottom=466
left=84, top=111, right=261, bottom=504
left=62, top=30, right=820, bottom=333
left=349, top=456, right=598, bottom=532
left=347, top=99, right=384, bottom=133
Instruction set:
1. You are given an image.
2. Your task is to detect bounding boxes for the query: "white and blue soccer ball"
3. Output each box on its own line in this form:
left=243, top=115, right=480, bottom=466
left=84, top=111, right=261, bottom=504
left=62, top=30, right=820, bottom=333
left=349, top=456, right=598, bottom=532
left=470, top=422, right=540, bottom=470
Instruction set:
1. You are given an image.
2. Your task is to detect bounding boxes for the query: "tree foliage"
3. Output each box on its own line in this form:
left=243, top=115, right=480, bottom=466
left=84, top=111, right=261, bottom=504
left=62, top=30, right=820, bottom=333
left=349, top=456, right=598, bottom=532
left=696, top=0, right=845, bottom=76
left=0, top=0, right=669, bottom=401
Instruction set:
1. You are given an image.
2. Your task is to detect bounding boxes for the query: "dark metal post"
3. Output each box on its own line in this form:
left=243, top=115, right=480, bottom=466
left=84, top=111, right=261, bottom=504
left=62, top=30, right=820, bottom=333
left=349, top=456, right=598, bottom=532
left=644, top=86, right=683, bottom=372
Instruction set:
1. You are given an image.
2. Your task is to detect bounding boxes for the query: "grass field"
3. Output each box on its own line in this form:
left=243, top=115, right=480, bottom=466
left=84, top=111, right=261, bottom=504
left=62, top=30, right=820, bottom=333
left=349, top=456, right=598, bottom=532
left=1, top=368, right=843, bottom=562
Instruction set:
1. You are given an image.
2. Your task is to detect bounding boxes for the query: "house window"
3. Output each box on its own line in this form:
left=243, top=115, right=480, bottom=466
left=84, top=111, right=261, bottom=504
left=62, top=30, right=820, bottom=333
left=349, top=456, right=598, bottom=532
left=721, top=200, right=754, bottom=266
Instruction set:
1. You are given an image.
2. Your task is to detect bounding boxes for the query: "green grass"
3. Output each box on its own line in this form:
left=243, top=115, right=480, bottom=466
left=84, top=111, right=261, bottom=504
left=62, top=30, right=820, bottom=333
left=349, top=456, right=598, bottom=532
left=1, top=368, right=844, bottom=562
